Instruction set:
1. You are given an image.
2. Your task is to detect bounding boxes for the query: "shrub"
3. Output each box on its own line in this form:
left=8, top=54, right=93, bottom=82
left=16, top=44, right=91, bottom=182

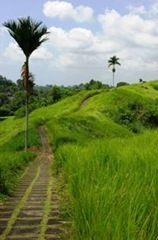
left=14, top=106, right=25, bottom=118
left=0, top=107, right=12, bottom=117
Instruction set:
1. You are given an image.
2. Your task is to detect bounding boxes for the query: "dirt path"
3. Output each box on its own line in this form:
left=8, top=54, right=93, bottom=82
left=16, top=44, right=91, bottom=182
left=0, top=126, right=66, bottom=240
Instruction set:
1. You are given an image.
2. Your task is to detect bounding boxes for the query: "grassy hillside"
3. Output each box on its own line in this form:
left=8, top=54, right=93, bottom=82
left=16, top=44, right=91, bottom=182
left=0, top=113, right=40, bottom=197
left=1, top=80, right=158, bottom=238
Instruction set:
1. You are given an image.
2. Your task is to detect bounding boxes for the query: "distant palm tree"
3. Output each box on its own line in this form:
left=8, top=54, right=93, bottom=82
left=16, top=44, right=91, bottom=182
left=108, top=56, right=121, bottom=87
left=3, top=16, right=49, bottom=151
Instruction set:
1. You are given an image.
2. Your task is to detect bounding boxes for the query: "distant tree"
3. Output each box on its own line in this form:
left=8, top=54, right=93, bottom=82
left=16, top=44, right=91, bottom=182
left=60, top=87, right=75, bottom=98
left=9, top=91, right=26, bottom=112
left=0, top=107, right=11, bottom=117
left=90, top=79, right=102, bottom=89
left=85, top=79, right=103, bottom=90
left=4, top=16, right=49, bottom=151
left=0, top=75, right=16, bottom=93
left=16, top=79, right=24, bottom=91
left=52, top=86, right=62, bottom=102
left=108, top=56, right=121, bottom=87
left=0, top=93, right=8, bottom=106
left=117, top=82, right=129, bottom=87
left=49, top=85, right=62, bottom=104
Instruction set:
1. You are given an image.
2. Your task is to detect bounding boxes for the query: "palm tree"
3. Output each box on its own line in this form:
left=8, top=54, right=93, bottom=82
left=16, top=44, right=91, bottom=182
left=3, top=16, right=49, bottom=151
left=108, top=55, right=121, bottom=87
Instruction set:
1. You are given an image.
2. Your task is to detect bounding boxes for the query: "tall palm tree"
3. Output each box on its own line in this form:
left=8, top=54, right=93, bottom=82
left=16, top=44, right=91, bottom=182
left=108, top=55, right=121, bottom=87
left=3, top=16, right=49, bottom=151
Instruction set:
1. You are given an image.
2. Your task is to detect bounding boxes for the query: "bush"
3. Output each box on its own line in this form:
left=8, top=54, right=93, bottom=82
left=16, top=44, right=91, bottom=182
left=117, top=82, right=129, bottom=87
left=111, top=98, right=158, bottom=132
left=14, top=106, right=25, bottom=118
left=152, top=84, right=158, bottom=91
left=111, top=99, right=145, bottom=133
left=0, top=107, right=12, bottom=117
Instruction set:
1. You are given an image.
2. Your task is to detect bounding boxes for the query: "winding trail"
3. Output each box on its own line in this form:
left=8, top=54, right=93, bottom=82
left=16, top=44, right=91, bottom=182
left=0, top=126, right=66, bottom=240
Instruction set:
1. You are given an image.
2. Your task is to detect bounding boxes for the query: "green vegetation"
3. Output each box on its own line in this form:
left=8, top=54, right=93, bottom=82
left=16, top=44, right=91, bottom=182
left=55, top=133, right=158, bottom=239
left=1, top=80, right=158, bottom=238
left=45, top=80, right=158, bottom=239
left=0, top=128, right=39, bottom=198
left=0, top=75, right=108, bottom=118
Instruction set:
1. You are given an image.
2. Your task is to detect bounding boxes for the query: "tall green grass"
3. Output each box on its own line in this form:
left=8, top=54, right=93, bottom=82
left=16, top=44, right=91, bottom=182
left=0, top=117, right=24, bottom=145
left=54, top=130, right=158, bottom=239
left=0, top=128, right=39, bottom=196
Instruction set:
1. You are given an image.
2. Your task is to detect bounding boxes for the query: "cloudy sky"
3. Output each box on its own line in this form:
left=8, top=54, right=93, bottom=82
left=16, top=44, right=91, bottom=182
left=0, top=0, right=158, bottom=86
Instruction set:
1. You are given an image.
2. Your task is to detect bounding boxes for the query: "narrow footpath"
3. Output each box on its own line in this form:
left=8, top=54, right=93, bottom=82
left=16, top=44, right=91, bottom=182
left=0, top=126, right=66, bottom=240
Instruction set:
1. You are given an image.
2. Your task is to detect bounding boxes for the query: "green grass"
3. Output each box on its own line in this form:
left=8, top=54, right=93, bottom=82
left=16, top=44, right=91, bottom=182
left=54, top=130, right=158, bottom=239
left=0, top=128, right=39, bottom=195
left=0, top=117, right=24, bottom=145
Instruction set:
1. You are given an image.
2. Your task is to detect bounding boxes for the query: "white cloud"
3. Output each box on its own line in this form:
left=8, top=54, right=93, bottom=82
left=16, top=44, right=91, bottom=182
left=3, top=42, right=53, bottom=62
left=98, top=9, right=158, bottom=48
left=48, top=26, right=95, bottom=51
left=0, top=27, right=7, bottom=36
left=32, top=47, right=53, bottom=59
left=54, top=53, right=76, bottom=67
left=3, top=42, right=23, bottom=61
left=150, top=2, right=158, bottom=15
left=97, top=8, right=158, bottom=73
left=47, top=27, right=97, bottom=69
left=127, top=5, right=147, bottom=15
left=43, top=1, right=93, bottom=22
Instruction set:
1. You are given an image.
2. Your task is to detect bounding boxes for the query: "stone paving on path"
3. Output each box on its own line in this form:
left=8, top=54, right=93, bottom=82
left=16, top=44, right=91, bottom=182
left=0, top=127, right=67, bottom=240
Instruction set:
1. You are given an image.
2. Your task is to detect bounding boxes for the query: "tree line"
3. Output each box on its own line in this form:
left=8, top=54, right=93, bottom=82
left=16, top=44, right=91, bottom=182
left=0, top=75, right=111, bottom=118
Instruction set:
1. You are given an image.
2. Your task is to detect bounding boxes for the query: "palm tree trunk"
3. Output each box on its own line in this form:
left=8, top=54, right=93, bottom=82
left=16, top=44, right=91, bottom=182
left=25, top=57, right=29, bottom=152
left=113, top=71, right=115, bottom=87
left=25, top=94, right=28, bottom=152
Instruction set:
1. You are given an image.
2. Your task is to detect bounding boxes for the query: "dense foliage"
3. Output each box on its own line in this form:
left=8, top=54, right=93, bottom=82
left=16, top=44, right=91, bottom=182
left=0, top=75, right=108, bottom=117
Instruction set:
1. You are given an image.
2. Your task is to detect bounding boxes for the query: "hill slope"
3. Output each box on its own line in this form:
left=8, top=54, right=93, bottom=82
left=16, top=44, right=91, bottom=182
left=31, top=80, right=158, bottom=239
left=1, top=80, right=158, bottom=239
left=27, top=79, right=158, bottom=144
left=2, top=80, right=158, bottom=145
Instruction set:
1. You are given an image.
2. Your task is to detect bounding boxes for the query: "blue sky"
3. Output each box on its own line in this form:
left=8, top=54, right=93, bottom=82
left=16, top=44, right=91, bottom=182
left=0, top=0, right=158, bottom=86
